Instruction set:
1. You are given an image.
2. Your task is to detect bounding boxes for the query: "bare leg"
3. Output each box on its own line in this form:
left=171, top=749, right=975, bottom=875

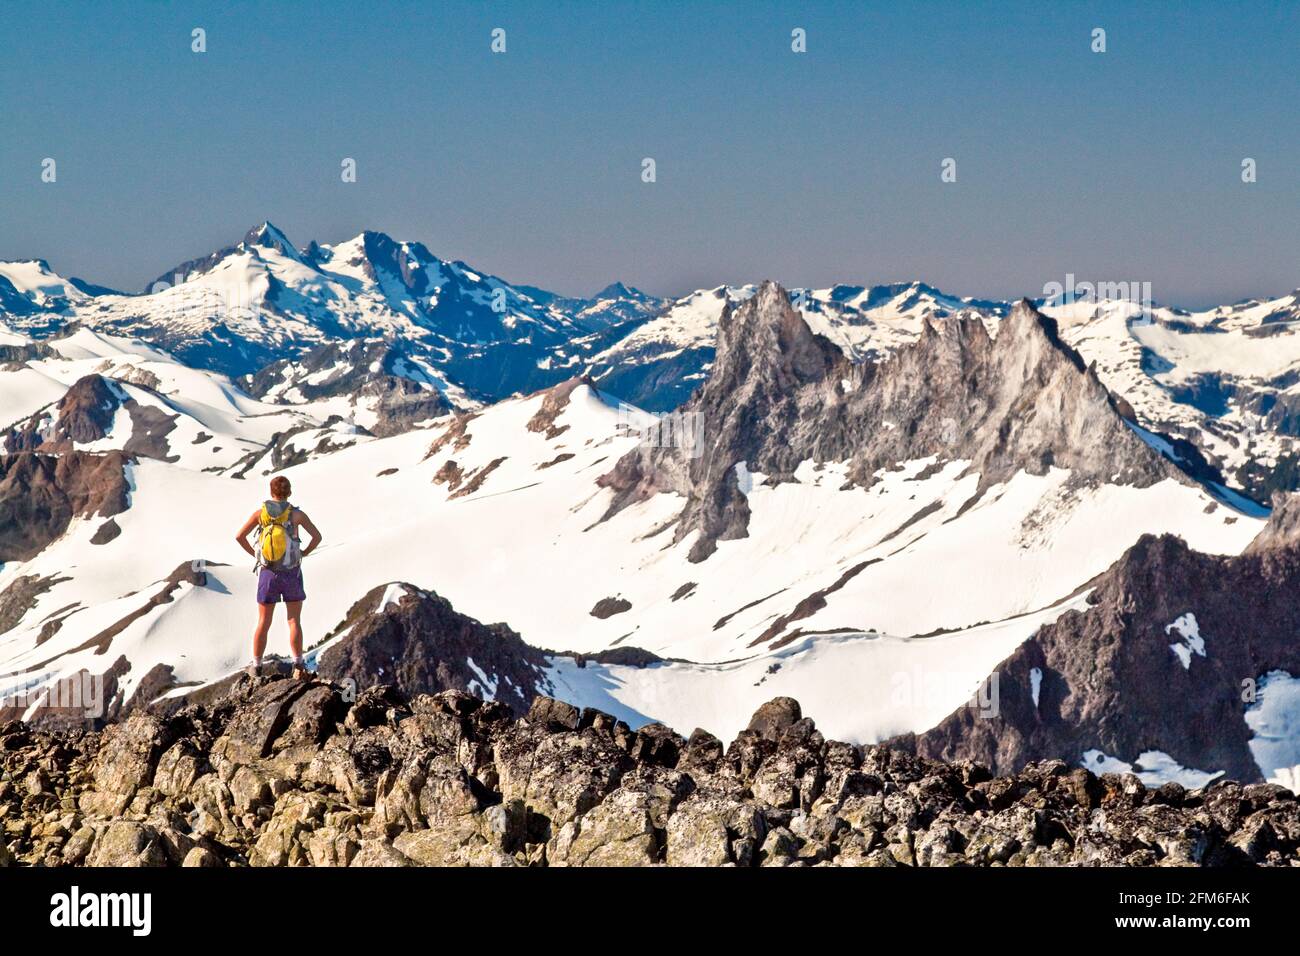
left=286, top=601, right=304, bottom=660
left=252, top=602, right=275, bottom=660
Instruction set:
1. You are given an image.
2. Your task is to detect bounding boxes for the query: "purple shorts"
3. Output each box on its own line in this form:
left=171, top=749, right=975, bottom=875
left=257, top=567, right=306, bottom=605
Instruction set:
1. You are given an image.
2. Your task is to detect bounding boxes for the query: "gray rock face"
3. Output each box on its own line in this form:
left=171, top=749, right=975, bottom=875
left=0, top=451, right=130, bottom=562
left=600, top=282, right=1176, bottom=561
left=4, top=374, right=120, bottom=450
left=1244, top=491, right=1300, bottom=554
left=896, top=531, right=1300, bottom=782
left=2, top=680, right=1296, bottom=868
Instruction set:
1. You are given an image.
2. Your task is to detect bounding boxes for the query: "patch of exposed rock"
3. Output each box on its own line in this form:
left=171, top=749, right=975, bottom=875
left=226, top=419, right=361, bottom=478
left=0, top=573, right=70, bottom=636
left=313, top=584, right=551, bottom=716
left=0, top=451, right=131, bottom=562
left=242, top=340, right=452, bottom=437
left=589, top=596, right=632, bottom=619
left=2, top=680, right=1296, bottom=867
left=526, top=375, right=594, bottom=439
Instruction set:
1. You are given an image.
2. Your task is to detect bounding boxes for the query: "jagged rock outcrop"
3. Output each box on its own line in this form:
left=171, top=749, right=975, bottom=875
left=313, top=584, right=551, bottom=716
left=2, top=680, right=1297, bottom=867
left=896, top=529, right=1300, bottom=783
left=0, top=339, right=56, bottom=366
left=0, top=451, right=131, bottom=562
left=600, top=282, right=1178, bottom=560
left=4, top=374, right=119, bottom=450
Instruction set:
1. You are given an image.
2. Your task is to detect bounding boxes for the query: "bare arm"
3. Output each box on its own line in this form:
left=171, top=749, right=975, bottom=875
left=295, top=510, right=322, bottom=557
left=235, top=510, right=259, bottom=557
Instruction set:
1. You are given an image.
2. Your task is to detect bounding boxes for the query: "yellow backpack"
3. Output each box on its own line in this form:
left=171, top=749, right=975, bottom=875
left=257, top=502, right=300, bottom=570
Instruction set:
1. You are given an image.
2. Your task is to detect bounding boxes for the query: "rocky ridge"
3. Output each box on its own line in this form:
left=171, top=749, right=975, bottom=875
left=897, top=496, right=1300, bottom=782
left=3, top=373, right=179, bottom=462
left=600, top=282, right=1180, bottom=561
left=1, top=680, right=1297, bottom=867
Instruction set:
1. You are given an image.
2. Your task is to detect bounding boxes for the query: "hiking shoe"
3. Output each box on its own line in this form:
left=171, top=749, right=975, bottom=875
left=291, top=663, right=310, bottom=682
left=245, top=661, right=262, bottom=679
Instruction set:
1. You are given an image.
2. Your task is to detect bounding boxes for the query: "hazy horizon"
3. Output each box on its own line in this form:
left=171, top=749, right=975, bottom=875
left=2, top=0, right=1297, bottom=309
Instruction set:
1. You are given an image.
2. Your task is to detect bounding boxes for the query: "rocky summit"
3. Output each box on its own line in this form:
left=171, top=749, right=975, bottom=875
left=2, top=677, right=1297, bottom=867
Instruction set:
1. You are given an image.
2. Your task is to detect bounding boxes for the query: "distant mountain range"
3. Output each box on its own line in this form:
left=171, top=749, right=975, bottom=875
left=5, top=223, right=1300, bottom=501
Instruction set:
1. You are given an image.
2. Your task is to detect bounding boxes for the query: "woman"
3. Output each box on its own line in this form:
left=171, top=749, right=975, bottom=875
left=234, top=475, right=322, bottom=679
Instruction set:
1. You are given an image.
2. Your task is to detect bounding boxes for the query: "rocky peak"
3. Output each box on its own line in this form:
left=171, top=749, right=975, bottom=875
left=600, top=285, right=1177, bottom=561
left=347, top=231, right=440, bottom=297
left=53, top=373, right=122, bottom=444
left=143, top=222, right=296, bottom=291
left=598, top=281, right=849, bottom=560
left=241, top=221, right=300, bottom=261
left=4, top=373, right=121, bottom=453
left=712, top=280, right=846, bottom=396
left=846, top=295, right=1166, bottom=489
left=312, top=582, right=551, bottom=716
left=593, top=281, right=636, bottom=300
left=4, top=373, right=181, bottom=463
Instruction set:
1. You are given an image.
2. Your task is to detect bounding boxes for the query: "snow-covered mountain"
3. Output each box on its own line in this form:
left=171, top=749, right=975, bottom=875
left=0, top=223, right=662, bottom=409
left=1044, top=292, right=1300, bottom=503
left=7, top=282, right=1295, bottom=791
left=583, top=280, right=1300, bottom=505
left=0, top=324, right=335, bottom=474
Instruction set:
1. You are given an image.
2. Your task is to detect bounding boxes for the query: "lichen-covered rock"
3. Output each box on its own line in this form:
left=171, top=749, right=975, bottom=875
left=349, top=840, right=414, bottom=867
left=79, top=712, right=173, bottom=816
left=86, top=821, right=171, bottom=867
left=548, top=788, right=657, bottom=867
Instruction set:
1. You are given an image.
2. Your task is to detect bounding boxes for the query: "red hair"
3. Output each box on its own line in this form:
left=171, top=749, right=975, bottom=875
left=270, top=475, right=292, bottom=499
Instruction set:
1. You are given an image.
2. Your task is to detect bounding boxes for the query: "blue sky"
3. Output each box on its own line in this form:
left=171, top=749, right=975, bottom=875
left=1, top=0, right=1297, bottom=307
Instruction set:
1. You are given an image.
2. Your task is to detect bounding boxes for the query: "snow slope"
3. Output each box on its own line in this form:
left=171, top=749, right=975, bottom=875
left=0, top=326, right=340, bottom=471
left=0, top=379, right=1263, bottom=745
